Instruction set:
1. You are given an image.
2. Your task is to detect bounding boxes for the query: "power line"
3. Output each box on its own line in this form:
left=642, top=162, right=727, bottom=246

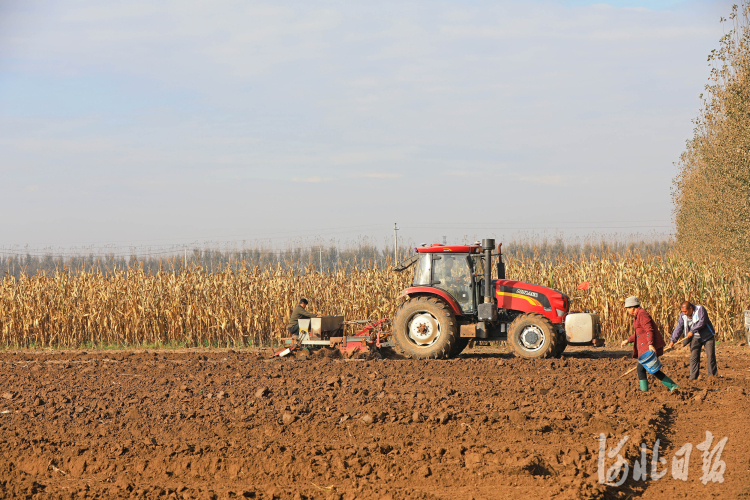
left=3, top=220, right=675, bottom=251
left=14, top=223, right=387, bottom=249
left=0, top=221, right=675, bottom=259
left=402, top=225, right=673, bottom=230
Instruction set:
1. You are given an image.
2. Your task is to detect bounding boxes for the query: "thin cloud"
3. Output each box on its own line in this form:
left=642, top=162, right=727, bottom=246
left=519, top=175, right=565, bottom=186
left=359, top=173, right=402, bottom=179
left=292, top=176, right=325, bottom=183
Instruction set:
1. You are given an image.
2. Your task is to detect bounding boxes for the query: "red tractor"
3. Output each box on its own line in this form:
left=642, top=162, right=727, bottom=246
left=393, top=238, right=601, bottom=359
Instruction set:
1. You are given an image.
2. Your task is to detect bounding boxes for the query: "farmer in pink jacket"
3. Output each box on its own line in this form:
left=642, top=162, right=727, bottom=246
left=620, top=296, right=679, bottom=393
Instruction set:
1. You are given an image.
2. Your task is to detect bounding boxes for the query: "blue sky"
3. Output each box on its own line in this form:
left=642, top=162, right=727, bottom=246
left=0, top=1, right=733, bottom=252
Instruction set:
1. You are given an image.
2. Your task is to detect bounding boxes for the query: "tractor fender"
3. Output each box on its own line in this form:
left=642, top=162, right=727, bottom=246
left=398, top=287, right=462, bottom=316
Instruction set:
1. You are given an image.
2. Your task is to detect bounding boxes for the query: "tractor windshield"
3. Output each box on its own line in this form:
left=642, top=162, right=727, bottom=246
left=433, top=254, right=474, bottom=313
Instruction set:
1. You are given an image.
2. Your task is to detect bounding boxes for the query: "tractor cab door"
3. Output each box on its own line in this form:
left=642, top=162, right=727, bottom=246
left=431, top=254, right=474, bottom=314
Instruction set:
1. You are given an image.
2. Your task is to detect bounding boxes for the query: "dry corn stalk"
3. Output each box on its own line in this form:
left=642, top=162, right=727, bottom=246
left=0, top=254, right=746, bottom=348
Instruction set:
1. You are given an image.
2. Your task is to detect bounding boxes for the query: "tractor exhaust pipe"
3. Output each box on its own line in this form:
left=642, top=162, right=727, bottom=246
left=482, top=238, right=494, bottom=303
left=497, top=242, right=505, bottom=279
left=477, top=239, right=498, bottom=323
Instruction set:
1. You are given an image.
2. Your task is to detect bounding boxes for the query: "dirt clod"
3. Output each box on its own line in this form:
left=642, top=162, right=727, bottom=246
left=418, top=465, right=431, bottom=477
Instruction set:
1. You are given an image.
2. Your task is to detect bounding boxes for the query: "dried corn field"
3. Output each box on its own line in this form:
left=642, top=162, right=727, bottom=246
left=0, top=254, right=747, bottom=348
left=0, top=264, right=409, bottom=348
left=510, top=254, right=750, bottom=342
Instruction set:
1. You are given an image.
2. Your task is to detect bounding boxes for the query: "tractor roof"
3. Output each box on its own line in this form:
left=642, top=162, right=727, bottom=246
left=415, top=243, right=482, bottom=254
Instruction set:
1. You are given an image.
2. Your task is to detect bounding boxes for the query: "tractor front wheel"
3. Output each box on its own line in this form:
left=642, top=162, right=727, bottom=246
left=508, top=313, right=558, bottom=359
left=393, top=296, right=458, bottom=360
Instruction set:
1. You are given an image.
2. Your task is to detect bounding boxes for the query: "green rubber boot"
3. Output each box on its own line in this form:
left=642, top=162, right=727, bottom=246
left=660, top=377, right=679, bottom=393
left=639, top=380, right=649, bottom=392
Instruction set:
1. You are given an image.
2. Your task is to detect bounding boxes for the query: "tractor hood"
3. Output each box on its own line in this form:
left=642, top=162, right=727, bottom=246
left=494, top=279, right=570, bottom=323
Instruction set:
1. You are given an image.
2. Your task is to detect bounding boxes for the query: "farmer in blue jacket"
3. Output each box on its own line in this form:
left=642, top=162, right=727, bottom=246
left=668, top=301, right=718, bottom=380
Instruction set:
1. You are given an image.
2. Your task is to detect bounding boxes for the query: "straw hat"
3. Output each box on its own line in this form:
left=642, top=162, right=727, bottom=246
left=624, top=296, right=640, bottom=308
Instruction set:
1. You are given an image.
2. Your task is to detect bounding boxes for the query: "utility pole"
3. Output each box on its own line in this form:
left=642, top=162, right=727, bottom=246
left=394, top=223, right=399, bottom=265
left=184, top=247, right=187, bottom=269
left=319, top=247, right=322, bottom=273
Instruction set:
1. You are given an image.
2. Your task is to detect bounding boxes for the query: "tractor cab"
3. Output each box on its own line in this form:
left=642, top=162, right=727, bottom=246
left=412, top=251, right=475, bottom=313
left=407, top=243, right=486, bottom=315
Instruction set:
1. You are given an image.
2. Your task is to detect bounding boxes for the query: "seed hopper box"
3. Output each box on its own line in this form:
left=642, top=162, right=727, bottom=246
left=276, top=317, right=393, bottom=358
left=298, top=316, right=345, bottom=337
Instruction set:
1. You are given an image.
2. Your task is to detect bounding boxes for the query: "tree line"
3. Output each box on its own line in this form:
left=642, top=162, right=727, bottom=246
left=673, top=2, right=750, bottom=265
left=0, top=238, right=673, bottom=278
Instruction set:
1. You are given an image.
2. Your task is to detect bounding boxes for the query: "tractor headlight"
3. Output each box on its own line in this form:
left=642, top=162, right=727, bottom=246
left=555, top=309, right=565, bottom=317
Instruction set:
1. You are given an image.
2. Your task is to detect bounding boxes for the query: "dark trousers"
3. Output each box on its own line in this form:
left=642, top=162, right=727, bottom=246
left=637, top=363, right=667, bottom=382
left=690, top=335, right=718, bottom=380
left=288, top=324, right=299, bottom=336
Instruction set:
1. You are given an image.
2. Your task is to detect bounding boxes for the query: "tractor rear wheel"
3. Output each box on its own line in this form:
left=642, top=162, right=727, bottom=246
left=508, top=313, right=558, bottom=359
left=393, top=296, right=458, bottom=359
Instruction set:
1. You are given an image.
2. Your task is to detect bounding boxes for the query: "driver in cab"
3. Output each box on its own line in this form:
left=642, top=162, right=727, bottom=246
left=436, top=258, right=470, bottom=299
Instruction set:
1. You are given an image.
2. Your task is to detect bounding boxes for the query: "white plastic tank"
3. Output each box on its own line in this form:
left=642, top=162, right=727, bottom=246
left=565, top=313, right=601, bottom=343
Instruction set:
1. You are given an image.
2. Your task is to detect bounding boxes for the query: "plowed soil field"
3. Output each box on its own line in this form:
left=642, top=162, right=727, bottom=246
left=1, top=344, right=748, bottom=500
